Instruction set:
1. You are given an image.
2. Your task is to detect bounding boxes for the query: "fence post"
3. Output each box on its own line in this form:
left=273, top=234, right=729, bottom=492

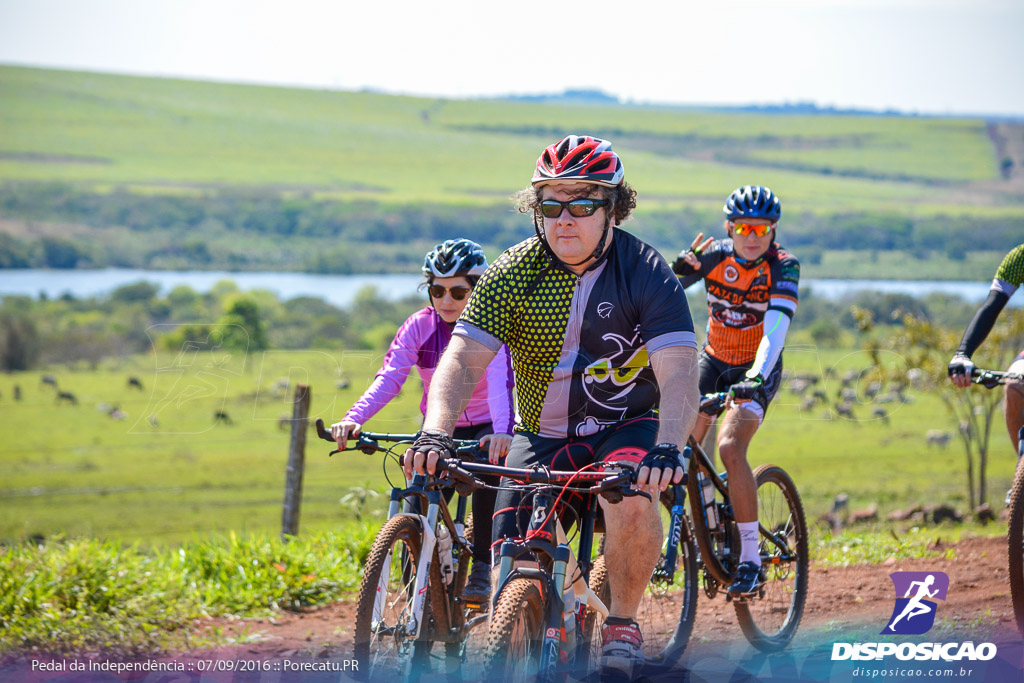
left=282, top=383, right=311, bottom=539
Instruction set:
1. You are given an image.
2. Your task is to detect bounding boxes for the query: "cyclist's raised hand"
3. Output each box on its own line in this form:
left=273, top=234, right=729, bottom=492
left=403, top=429, right=457, bottom=479
left=479, top=433, right=512, bottom=464
left=678, top=233, right=714, bottom=270
left=636, top=443, right=687, bottom=493
left=330, top=419, right=362, bottom=450
left=947, top=353, right=975, bottom=388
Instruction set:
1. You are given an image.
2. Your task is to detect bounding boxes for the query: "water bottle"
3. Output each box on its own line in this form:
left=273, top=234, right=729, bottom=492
left=436, top=523, right=454, bottom=585
left=700, top=472, right=720, bottom=531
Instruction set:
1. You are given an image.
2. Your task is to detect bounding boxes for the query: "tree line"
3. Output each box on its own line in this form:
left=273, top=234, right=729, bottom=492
left=1, top=182, right=1021, bottom=272
left=0, top=275, right=988, bottom=372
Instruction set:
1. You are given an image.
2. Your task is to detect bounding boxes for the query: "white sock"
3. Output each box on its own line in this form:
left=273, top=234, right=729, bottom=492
left=738, top=521, right=761, bottom=565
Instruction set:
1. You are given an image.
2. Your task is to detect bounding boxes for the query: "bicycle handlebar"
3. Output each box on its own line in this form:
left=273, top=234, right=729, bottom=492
left=700, top=392, right=729, bottom=417
left=313, top=418, right=484, bottom=457
left=970, top=367, right=1024, bottom=390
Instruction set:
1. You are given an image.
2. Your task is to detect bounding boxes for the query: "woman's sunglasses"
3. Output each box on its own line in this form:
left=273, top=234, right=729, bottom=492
left=539, top=198, right=609, bottom=219
left=428, top=285, right=472, bottom=301
left=730, top=221, right=776, bottom=237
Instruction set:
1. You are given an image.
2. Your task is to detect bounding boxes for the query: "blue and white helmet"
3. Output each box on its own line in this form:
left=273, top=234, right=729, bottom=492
left=724, top=185, right=781, bottom=221
left=422, top=238, right=488, bottom=278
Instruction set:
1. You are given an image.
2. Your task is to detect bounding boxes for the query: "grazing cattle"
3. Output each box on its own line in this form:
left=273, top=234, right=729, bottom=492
left=41, top=374, right=58, bottom=390
left=278, top=414, right=290, bottom=431
left=835, top=401, right=855, bottom=419
left=800, top=396, right=816, bottom=412
left=872, top=407, right=889, bottom=424
left=849, top=503, right=878, bottom=525
left=788, top=379, right=812, bottom=395
left=147, top=414, right=159, bottom=428
left=926, top=430, right=952, bottom=448
left=811, top=389, right=827, bottom=403
left=336, top=377, right=351, bottom=390
left=214, top=410, right=233, bottom=425
left=272, top=378, right=290, bottom=397
left=13, top=384, right=21, bottom=401
left=864, top=381, right=883, bottom=399
left=56, top=391, right=77, bottom=405
left=840, top=388, right=857, bottom=402
left=109, top=406, right=128, bottom=421
left=841, top=369, right=859, bottom=388
left=875, top=392, right=896, bottom=404
left=127, top=377, right=144, bottom=390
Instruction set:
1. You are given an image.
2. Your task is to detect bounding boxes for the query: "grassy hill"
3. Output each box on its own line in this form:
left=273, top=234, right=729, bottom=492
left=1, top=65, right=1022, bottom=276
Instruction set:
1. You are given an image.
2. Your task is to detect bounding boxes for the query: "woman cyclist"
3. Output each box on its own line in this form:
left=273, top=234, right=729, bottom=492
left=330, top=238, right=515, bottom=604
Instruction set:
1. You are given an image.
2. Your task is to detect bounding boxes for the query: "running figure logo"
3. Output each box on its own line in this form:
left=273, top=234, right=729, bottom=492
left=883, top=571, right=949, bottom=635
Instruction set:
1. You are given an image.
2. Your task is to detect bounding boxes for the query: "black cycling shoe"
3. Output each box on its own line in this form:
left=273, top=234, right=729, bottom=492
left=462, top=562, right=491, bottom=605
left=728, top=561, right=764, bottom=597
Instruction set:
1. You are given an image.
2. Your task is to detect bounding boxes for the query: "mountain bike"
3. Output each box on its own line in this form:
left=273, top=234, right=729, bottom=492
left=677, top=393, right=809, bottom=651
left=433, top=457, right=642, bottom=682
left=314, top=420, right=488, bottom=679
left=969, top=367, right=1024, bottom=635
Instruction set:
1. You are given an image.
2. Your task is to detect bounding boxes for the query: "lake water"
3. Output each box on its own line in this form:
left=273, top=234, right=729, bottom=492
left=0, top=268, right=1018, bottom=308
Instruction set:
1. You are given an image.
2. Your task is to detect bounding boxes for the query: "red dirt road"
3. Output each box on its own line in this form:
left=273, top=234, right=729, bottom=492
left=185, top=535, right=1017, bottom=662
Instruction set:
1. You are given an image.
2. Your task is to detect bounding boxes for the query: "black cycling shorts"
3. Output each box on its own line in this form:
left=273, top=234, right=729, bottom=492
left=490, top=414, right=658, bottom=557
left=698, top=350, right=783, bottom=418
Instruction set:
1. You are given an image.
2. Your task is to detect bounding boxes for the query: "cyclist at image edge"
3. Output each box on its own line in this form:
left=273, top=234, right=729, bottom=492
left=947, top=243, right=1024, bottom=455
left=330, top=238, right=515, bottom=604
left=405, top=135, right=700, bottom=678
left=673, top=184, right=800, bottom=597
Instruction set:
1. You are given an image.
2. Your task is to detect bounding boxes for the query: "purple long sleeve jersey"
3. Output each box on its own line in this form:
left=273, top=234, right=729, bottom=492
left=344, top=307, right=516, bottom=433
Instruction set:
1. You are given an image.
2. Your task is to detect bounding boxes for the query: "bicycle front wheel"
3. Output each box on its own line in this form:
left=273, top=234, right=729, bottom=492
left=1007, top=458, right=1024, bottom=635
left=481, top=577, right=545, bottom=682
left=734, top=464, right=809, bottom=651
left=353, top=515, right=425, bottom=678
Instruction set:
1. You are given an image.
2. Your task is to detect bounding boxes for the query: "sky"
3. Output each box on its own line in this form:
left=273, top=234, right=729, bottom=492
left=1, top=0, right=1023, bottom=117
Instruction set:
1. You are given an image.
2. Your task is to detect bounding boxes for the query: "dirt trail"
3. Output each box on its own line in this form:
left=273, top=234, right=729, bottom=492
left=180, top=535, right=1016, bottom=665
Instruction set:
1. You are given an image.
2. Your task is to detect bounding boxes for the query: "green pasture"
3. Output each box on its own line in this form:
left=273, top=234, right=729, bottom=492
left=1, top=65, right=1019, bottom=216
left=0, top=345, right=1015, bottom=547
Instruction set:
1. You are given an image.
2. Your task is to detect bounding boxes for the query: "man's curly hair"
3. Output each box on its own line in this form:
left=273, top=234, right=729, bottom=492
left=512, top=182, right=637, bottom=226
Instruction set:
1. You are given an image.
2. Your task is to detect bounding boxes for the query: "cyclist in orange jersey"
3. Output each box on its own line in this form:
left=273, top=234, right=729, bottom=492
left=673, top=185, right=800, bottom=598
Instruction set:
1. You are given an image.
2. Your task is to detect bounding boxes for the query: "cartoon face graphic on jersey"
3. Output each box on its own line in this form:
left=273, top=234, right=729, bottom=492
left=582, top=330, right=651, bottom=418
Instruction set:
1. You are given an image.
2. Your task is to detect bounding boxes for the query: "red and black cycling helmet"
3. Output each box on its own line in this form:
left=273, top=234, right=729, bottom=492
left=724, top=185, right=781, bottom=221
left=532, top=135, right=624, bottom=187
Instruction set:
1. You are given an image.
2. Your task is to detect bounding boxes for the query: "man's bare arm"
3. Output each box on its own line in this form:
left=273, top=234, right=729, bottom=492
left=406, top=334, right=498, bottom=476
left=637, top=344, right=699, bottom=490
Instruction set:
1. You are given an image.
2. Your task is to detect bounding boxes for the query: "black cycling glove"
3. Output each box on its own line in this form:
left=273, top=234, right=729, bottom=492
left=639, top=443, right=689, bottom=484
left=947, top=353, right=975, bottom=380
left=730, top=374, right=764, bottom=401
left=410, top=429, right=457, bottom=460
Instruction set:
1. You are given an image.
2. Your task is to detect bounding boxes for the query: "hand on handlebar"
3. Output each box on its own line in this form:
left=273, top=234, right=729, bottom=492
left=636, top=443, right=688, bottom=493
left=479, top=433, right=512, bottom=463
left=402, top=429, right=457, bottom=480
left=947, top=353, right=975, bottom=388
left=330, top=419, right=362, bottom=450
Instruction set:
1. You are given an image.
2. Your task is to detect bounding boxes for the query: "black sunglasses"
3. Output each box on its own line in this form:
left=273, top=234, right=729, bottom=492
left=428, top=284, right=472, bottom=301
left=539, top=198, right=609, bottom=219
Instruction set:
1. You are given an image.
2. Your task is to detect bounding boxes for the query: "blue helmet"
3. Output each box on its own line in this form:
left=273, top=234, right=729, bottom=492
left=724, top=185, right=781, bottom=221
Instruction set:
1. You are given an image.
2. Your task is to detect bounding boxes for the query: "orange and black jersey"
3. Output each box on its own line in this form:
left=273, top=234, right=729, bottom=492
left=673, top=240, right=799, bottom=365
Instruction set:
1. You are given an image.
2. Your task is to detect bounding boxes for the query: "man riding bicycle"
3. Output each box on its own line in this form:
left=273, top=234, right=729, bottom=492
left=948, top=243, right=1024, bottom=459
left=673, top=185, right=800, bottom=598
left=405, top=135, right=700, bottom=677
